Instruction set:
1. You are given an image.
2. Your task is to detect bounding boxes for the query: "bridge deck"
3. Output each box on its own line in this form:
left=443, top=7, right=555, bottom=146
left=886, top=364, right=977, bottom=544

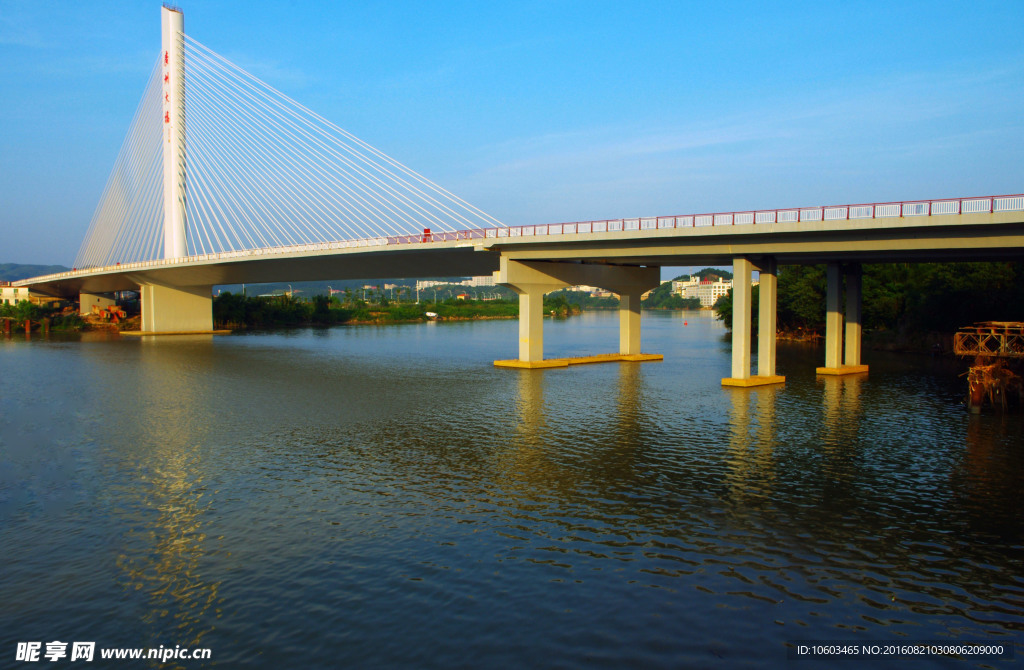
left=17, top=193, right=1024, bottom=298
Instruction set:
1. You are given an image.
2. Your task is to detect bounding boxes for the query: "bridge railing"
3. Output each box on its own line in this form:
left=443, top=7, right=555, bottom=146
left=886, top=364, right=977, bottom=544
left=479, top=193, right=1024, bottom=239
left=20, top=193, right=1024, bottom=287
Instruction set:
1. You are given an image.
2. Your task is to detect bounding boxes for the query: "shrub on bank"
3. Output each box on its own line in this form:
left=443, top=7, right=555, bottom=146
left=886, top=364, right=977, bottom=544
left=1, top=300, right=86, bottom=331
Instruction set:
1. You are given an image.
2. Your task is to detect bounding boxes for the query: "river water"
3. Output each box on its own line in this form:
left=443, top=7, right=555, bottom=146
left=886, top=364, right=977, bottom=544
left=1, top=311, right=1021, bottom=668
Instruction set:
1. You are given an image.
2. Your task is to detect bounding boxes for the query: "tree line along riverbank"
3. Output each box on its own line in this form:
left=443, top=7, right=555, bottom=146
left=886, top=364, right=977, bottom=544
left=712, top=261, right=1024, bottom=352
left=0, top=300, right=86, bottom=332
left=0, top=290, right=649, bottom=332
left=210, top=292, right=581, bottom=329
left=209, top=284, right=705, bottom=329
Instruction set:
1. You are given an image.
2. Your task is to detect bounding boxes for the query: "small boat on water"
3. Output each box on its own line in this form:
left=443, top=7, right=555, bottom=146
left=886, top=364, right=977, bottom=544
left=425, top=312, right=438, bottom=319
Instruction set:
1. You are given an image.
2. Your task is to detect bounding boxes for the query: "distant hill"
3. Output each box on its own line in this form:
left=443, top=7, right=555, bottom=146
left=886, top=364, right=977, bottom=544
left=0, top=263, right=70, bottom=281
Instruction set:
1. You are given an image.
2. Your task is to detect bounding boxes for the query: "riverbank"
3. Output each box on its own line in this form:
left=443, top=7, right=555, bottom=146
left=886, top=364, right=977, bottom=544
left=211, top=293, right=581, bottom=330
left=737, top=327, right=963, bottom=356
left=713, top=261, right=1024, bottom=355
left=777, top=327, right=960, bottom=355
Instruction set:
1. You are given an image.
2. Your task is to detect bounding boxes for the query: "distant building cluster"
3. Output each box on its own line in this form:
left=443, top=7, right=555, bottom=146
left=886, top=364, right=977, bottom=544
left=568, top=285, right=617, bottom=298
left=416, top=275, right=496, bottom=291
left=671, top=275, right=735, bottom=307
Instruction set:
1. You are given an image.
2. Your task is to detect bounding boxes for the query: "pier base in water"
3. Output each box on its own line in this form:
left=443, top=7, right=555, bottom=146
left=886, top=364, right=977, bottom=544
left=121, top=330, right=231, bottom=336
left=494, top=352, right=663, bottom=369
left=816, top=365, right=870, bottom=376
left=722, top=375, right=786, bottom=387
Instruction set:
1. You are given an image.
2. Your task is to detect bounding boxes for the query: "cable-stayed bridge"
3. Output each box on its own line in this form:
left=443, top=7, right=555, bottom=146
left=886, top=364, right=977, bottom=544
left=17, top=6, right=1024, bottom=385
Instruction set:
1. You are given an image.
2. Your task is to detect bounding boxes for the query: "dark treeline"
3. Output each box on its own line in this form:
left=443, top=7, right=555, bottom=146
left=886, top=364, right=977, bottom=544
left=714, top=262, right=1024, bottom=342
left=212, top=292, right=585, bottom=328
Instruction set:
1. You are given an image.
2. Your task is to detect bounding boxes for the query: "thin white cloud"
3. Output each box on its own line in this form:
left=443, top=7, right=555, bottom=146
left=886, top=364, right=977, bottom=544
left=219, top=51, right=318, bottom=92
left=443, top=61, right=1024, bottom=225
left=0, top=6, right=51, bottom=48
left=474, top=61, right=1024, bottom=177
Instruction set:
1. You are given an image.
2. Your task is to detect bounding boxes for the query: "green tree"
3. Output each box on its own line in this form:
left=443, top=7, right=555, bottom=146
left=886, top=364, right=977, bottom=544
left=714, top=261, right=1024, bottom=337
left=311, top=295, right=331, bottom=323
left=694, top=267, right=733, bottom=281
left=777, top=265, right=826, bottom=331
left=714, top=285, right=758, bottom=331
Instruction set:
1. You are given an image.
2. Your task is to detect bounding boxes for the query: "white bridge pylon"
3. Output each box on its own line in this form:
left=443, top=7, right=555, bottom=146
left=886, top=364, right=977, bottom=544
left=74, top=6, right=503, bottom=270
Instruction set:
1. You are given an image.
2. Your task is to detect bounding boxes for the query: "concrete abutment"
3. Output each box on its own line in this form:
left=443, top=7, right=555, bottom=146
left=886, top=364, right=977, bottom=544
left=139, top=283, right=214, bottom=333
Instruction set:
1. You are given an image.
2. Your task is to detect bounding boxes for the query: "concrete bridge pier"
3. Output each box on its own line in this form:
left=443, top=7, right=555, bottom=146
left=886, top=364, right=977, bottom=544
left=494, top=258, right=661, bottom=368
left=617, top=289, right=643, bottom=356
left=817, top=262, right=868, bottom=375
left=723, top=257, right=785, bottom=387
left=844, top=264, right=864, bottom=369
left=503, top=269, right=569, bottom=366
left=757, top=257, right=780, bottom=379
left=139, top=283, right=214, bottom=334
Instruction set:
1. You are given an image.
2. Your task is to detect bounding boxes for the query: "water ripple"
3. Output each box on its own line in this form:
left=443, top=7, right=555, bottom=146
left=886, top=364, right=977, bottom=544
left=1, top=319, right=1022, bottom=668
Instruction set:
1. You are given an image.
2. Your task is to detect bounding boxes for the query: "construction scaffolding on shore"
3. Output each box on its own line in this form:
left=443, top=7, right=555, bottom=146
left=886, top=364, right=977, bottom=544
left=955, top=322, right=1024, bottom=413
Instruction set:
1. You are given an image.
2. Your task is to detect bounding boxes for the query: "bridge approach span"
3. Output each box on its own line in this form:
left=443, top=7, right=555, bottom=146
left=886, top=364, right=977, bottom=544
left=484, top=208, right=1024, bottom=266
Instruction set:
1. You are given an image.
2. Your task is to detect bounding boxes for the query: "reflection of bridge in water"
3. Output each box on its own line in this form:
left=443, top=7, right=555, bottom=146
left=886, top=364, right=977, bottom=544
left=15, top=6, right=1024, bottom=387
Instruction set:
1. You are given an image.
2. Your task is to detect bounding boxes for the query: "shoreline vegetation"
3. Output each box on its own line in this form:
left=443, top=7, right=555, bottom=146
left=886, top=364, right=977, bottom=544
left=211, top=292, right=575, bottom=329
left=713, top=261, right=1024, bottom=354
left=0, top=300, right=86, bottom=332
left=0, top=290, right=689, bottom=334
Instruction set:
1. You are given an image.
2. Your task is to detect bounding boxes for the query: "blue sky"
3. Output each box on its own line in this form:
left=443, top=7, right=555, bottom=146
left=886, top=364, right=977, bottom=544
left=2, top=0, right=1023, bottom=270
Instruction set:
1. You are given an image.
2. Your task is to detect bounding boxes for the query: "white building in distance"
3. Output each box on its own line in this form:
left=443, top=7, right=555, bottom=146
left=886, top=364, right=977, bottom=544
left=670, top=275, right=737, bottom=307
left=417, top=276, right=495, bottom=290
left=0, top=283, right=48, bottom=306
left=673, top=277, right=700, bottom=298
left=696, top=278, right=733, bottom=307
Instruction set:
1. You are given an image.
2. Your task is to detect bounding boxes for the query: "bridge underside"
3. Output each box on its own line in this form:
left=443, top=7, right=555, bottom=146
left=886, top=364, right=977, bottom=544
left=28, top=246, right=503, bottom=299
